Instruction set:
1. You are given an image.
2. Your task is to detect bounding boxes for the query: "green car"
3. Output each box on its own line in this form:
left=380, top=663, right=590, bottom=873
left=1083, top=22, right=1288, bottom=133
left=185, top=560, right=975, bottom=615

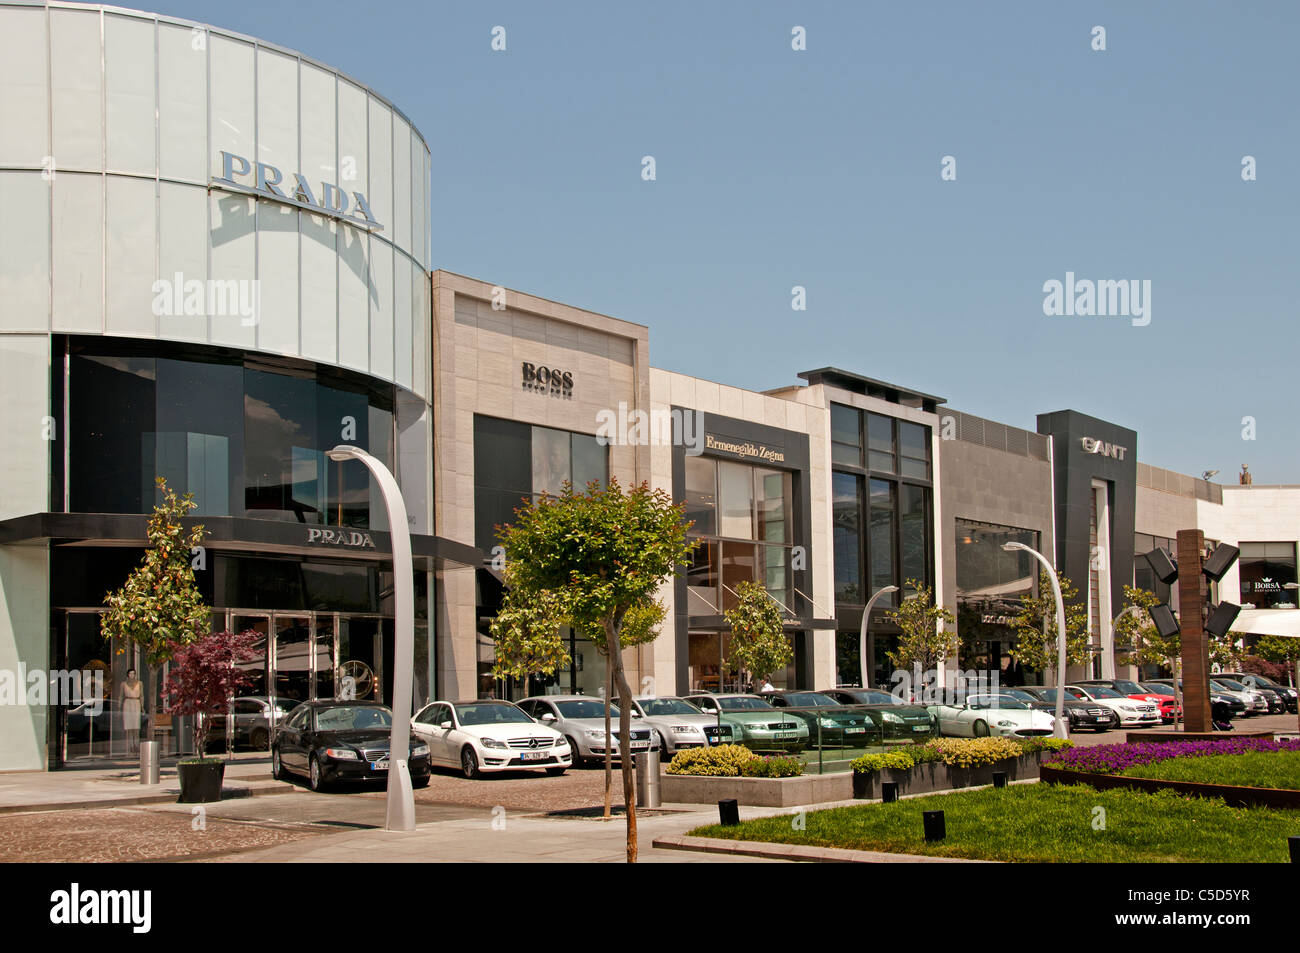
left=684, top=693, right=811, bottom=753
left=764, top=690, right=882, bottom=748
left=822, top=688, right=939, bottom=742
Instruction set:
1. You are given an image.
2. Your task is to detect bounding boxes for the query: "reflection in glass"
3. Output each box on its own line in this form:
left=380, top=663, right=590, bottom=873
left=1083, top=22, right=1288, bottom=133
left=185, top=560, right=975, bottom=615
left=718, top=461, right=754, bottom=539
left=869, top=479, right=895, bottom=605
left=684, top=455, right=717, bottom=536
left=833, top=472, right=862, bottom=603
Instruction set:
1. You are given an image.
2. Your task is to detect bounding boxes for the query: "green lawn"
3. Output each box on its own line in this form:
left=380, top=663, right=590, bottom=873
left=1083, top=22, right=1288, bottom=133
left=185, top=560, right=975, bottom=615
left=1120, top=750, right=1300, bottom=790
left=689, top=783, right=1298, bottom=862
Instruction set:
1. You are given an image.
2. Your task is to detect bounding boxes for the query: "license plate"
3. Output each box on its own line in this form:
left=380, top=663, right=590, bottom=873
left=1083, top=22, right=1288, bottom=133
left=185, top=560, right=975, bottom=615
left=775, top=732, right=795, bottom=739
left=846, top=727, right=866, bottom=734
left=520, top=750, right=547, bottom=761
left=632, top=742, right=649, bottom=749
left=913, top=725, right=930, bottom=732
left=370, top=761, right=389, bottom=771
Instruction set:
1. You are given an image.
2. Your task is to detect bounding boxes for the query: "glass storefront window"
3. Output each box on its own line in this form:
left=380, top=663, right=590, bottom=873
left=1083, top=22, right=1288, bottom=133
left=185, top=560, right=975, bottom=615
left=831, top=403, right=862, bottom=467
left=898, top=421, right=930, bottom=480
left=869, top=478, right=896, bottom=601
left=833, top=472, right=863, bottom=604
left=718, top=461, right=754, bottom=538
left=867, top=413, right=894, bottom=473
left=684, top=454, right=717, bottom=536
left=1239, top=542, right=1298, bottom=609
left=899, top=483, right=928, bottom=593
left=955, top=521, right=1039, bottom=677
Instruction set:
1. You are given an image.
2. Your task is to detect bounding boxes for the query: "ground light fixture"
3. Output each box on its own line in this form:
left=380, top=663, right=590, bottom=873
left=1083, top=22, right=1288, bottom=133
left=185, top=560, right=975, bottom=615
left=1002, top=542, right=1069, bottom=739
left=326, top=444, right=416, bottom=833
left=859, top=585, right=899, bottom=690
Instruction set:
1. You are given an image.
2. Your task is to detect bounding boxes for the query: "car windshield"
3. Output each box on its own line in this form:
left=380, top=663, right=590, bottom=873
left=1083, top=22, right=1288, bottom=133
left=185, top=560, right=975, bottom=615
left=455, top=702, right=534, bottom=726
left=1004, top=689, right=1037, bottom=702
left=315, top=705, right=392, bottom=731
left=1035, top=689, right=1065, bottom=702
left=638, top=698, right=701, bottom=716
left=555, top=700, right=621, bottom=719
left=1109, top=680, right=1146, bottom=694
left=847, top=690, right=899, bottom=705
left=717, top=696, right=774, bottom=711
left=1082, top=686, right=1124, bottom=699
left=1236, top=674, right=1279, bottom=688
left=779, top=692, right=839, bottom=707
left=1212, top=679, right=1245, bottom=691
left=968, top=694, right=1029, bottom=711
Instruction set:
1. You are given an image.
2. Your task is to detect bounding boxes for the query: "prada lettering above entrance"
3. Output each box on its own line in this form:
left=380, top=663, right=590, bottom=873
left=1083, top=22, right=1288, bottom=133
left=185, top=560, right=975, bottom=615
left=211, top=151, right=384, bottom=232
left=307, top=528, right=375, bottom=549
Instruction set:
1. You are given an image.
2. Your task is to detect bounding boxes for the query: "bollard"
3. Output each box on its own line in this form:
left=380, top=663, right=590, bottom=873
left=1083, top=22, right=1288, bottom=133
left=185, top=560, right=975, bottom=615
left=923, top=809, right=946, bottom=842
left=718, top=798, right=740, bottom=826
left=635, top=749, right=661, bottom=808
left=1290, top=836, right=1300, bottom=863
left=992, top=771, right=1007, bottom=788
left=139, top=740, right=160, bottom=785
left=881, top=781, right=898, bottom=803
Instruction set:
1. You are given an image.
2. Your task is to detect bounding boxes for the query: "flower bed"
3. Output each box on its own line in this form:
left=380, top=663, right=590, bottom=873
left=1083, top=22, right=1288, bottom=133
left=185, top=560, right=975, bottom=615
left=666, top=744, right=804, bottom=778
left=1044, top=737, right=1300, bottom=775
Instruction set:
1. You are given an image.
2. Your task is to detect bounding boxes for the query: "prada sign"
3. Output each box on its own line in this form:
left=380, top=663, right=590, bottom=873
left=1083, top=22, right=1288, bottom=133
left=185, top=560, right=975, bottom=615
left=211, top=151, right=383, bottom=232
left=1080, top=436, right=1127, bottom=460
left=307, top=527, right=375, bottom=548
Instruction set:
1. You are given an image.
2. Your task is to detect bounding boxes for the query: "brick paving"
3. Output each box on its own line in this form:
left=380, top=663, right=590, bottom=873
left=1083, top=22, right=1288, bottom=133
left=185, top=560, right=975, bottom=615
left=406, top=762, right=634, bottom=813
left=0, top=806, right=323, bottom=863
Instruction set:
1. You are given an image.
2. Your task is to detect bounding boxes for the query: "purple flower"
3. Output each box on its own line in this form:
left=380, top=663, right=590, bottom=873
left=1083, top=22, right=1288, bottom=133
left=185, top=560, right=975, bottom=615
left=1044, top=737, right=1300, bottom=774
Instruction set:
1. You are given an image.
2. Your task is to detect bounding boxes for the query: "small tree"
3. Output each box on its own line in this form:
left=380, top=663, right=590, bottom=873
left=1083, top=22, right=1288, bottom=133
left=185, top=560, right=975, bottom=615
left=1007, top=570, right=1090, bottom=676
left=885, top=580, right=958, bottom=692
left=101, top=478, right=210, bottom=743
left=161, top=629, right=262, bottom=757
left=493, top=478, right=695, bottom=862
left=1255, top=635, right=1300, bottom=732
left=1115, top=586, right=1173, bottom=672
left=724, top=581, right=791, bottom=690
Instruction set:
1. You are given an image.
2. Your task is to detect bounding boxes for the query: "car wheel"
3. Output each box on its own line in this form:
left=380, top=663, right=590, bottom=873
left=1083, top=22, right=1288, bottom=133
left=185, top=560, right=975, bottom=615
left=566, top=737, right=583, bottom=768
left=972, top=720, right=989, bottom=737
left=656, top=731, right=670, bottom=760
left=412, top=774, right=430, bottom=789
left=271, top=747, right=284, bottom=781
left=460, top=746, right=480, bottom=780
left=308, top=754, right=327, bottom=793
left=249, top=728, right=268, bottom=750
left=545, top=767, right=567, bottom=776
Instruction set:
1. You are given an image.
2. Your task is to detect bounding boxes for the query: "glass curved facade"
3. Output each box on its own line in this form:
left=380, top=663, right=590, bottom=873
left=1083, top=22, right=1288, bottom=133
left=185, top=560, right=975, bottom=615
left=61, top=336, right=395, bottom=529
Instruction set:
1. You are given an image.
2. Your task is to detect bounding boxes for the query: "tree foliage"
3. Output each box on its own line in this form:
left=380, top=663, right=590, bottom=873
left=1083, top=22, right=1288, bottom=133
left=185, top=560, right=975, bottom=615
left=162, top=629, right=262, bottom=758
left=1006, top=570, right=1090, bottom=673
left=1254, top=635, right=1300, bottom=667
left=886, top=580, right=958, bottom=673
left=491, top=477, right=695, bottom=862
left=1116, top=585, right=1243, bottom=673
left=724, top=581, right=790, bottom=688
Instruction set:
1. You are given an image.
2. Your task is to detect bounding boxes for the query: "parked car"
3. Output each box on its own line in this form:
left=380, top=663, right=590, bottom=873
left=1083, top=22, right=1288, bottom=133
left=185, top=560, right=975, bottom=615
left=928, top=693, right=1056, bottom=738
left=1223, top=672, right=1298, bottom=713
left=412, top=699, right=570, bottom=778
left=1213, top=677, right=1285, bottom=714
left=820, top=687, right=938, bottom=740
left=205, top=695, right=295, bottom=751
left=1142, top=680, right=1246, bottom=721
left=516, top=695, right=657, bottom=767
left=764, top=690, right=879, bottom=747
left=619, top=696, right=724, bottom=754
left=684, top=693, right=810, bottom=752
left=1208, top=678, right=1270, bottom=715
left=1064, top=685, right=1161, bottom=727
left=1006, top=686, right=1114, bottom=731
left=271, top=700, right=431, bottom=792
left=1074, top=678, right=1182, bottom=723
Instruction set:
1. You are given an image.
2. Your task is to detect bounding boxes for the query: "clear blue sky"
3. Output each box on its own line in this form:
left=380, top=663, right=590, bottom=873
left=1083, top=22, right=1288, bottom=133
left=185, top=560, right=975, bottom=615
left=152, top=0, right=1299, bottom=483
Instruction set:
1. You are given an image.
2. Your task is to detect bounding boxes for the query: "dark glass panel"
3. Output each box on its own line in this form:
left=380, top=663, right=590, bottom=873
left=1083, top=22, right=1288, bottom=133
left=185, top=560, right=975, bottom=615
left=153, top=356, right=243, bottom=516
left=831, top=404, right=862, bottom=447
left=833, top=472, right=862, bottom=603
left=684, top=455, right=717, bottom=536
left=687, top=539, right=719, bottom=612
left=531, top=426, right=571, bottom=496
left=244, top=366, right=318, bottom=522
left=721, top=541, right=757, bottom=611
left=317, top=381, right=371, bottom=527
left=899, top=483, right=928, bottom=592
left=898, top=421, right=929, bottom=460
left=571, top=433, right=607, bottom=491
left=473, top=416, right=531, bottom=495
left=70, top=354, right=156, bottom=513
left=868, top=478, right=895, bottom=604
left=755, top=469, right=789, bottom=544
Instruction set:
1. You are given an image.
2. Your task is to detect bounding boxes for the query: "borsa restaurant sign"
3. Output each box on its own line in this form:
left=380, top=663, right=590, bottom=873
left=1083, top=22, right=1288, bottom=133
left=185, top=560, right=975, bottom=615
left=211, top=151, right=384, bottom=232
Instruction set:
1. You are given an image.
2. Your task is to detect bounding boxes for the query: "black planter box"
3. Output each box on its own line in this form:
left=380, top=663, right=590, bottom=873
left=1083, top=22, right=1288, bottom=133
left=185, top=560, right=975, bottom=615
left=851, top=752, right=1044, bottom=800
left=178, top=760, right=226, bottom=803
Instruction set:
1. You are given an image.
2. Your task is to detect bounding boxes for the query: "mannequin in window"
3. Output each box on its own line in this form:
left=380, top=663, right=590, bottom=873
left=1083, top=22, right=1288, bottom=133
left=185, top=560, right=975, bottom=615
left=121, top=668, right=143, bottom=755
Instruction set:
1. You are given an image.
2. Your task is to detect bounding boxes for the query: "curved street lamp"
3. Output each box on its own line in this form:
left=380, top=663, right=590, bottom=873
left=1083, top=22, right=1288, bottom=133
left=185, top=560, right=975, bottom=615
left=1002, top=542, right=1069, bottom=739
left=859, top=586, right=899, bottom=690
left=327, top=445, right=416, bottom=832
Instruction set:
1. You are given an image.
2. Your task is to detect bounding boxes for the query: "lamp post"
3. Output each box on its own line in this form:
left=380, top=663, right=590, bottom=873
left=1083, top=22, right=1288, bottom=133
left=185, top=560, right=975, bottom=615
left=1003, top=542, right=1069, bottom=739
left=1287, top=584, right=1300, bottom=734
left=859, top=586, right=899, bottom=690
left=327, top=444, right=416, bottom=832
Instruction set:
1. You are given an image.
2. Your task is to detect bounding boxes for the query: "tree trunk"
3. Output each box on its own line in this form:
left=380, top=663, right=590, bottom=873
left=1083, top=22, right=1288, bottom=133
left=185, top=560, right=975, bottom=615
left=607, top=619, right=637, bottom=863
left=603, top=661, right=613, bottom=819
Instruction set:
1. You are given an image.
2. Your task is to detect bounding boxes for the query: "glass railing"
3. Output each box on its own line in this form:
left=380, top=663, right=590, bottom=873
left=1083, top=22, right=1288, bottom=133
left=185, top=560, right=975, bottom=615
left=700, top=703, right=939, bottom=774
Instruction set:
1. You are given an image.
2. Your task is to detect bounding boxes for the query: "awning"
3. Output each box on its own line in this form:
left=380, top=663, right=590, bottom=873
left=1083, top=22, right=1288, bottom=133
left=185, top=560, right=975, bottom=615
left=1231, top=608, right=1300, bottom=638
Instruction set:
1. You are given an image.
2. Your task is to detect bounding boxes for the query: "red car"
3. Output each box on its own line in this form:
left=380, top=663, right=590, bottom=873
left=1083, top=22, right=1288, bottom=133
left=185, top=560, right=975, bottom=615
left=1075, top=679, right=1182, bottom=723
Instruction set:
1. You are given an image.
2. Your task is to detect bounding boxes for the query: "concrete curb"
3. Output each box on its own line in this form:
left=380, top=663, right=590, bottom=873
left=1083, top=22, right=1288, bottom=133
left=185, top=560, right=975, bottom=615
left=0, top=783, right=295, bottom=815
left=651, top=833, right=997, bottom=863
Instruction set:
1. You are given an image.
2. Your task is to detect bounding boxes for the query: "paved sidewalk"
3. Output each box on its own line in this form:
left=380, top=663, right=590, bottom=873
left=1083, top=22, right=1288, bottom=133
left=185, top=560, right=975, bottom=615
left=0, top=760, right=284, bottom=813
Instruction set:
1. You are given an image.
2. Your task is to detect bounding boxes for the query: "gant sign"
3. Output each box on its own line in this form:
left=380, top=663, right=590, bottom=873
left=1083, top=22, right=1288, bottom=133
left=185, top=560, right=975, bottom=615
left=1081, top=436, right=1127, bottom=460
left=211, top=151, right=383, bottom=232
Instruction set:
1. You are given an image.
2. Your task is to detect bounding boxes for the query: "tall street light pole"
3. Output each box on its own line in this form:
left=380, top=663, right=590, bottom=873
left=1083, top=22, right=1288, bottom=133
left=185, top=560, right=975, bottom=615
left=1003, top=542, right=1069, bottom=740
left=1286, top=584, right=1300, bottom=735
left=327, top=444, right=416, bottom=832
left=859, top=586, right=899, bottom=690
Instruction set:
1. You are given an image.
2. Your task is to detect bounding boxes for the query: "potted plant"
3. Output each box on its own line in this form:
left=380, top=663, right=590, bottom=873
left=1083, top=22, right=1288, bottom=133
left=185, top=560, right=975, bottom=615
left=162, top=629, right=262, bottom=803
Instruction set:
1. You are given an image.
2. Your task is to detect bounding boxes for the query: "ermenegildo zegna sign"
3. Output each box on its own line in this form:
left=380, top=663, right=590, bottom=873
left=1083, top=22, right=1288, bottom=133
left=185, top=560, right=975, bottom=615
left=211, top=151, right=384, bottom=232
left=704, top=433, right=786, bottom=464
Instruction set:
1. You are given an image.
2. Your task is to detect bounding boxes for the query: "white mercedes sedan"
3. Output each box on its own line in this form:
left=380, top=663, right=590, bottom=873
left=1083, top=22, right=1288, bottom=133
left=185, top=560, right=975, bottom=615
left=928, top=693, right=1056, bottom=738
left=412, top=699, right=572, bottom=779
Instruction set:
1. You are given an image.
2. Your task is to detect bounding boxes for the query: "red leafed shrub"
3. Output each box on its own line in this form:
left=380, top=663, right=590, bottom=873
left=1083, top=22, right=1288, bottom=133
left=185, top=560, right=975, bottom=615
left=162, top=629, right=262, bottom=758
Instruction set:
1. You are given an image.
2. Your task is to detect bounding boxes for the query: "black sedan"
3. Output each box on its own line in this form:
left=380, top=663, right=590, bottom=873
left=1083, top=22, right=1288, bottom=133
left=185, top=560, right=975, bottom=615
left=1141, top=681, right=1246, bottom=723
left=271, top=700, right=432, bottom=792
left=765, top=690, right=880, bottom=747
left=1010, top=686, right=1115, bottom=731
left=820, top=688, right=938, bottom=741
